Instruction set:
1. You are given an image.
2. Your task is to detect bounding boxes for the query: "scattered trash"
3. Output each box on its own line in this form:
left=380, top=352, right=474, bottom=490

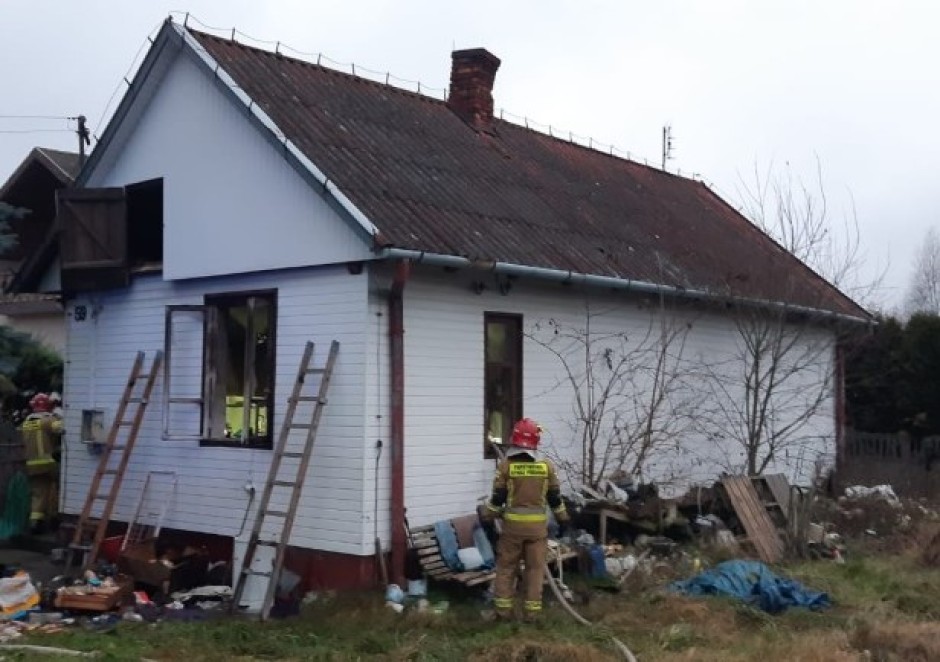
left=844, top=484, right=900, bottom=506
left=27, top=612, right=63, bottom=625
left=384, top=584, right=405, bottom=604
left=407, top=579, right=427, bottom=597
left=0, top=572, right=40, bottom=618
left=457, top=546, right=485, bottom=570
left=669, top=559, right=831, bottom=614
left=605, top=554, right=637, bottom=578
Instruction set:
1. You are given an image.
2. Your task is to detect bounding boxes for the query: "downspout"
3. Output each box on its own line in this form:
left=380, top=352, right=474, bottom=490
left=834, top=342, right=847, bottom=481
left=388, top=260, right=411, bottom=586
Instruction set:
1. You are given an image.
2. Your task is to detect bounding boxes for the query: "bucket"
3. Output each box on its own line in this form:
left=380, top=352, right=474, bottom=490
left=407, top=579, right=427, bottom=597
left=99, top=535, right=124, bottom=563
left=385, top=584, right=405, bottom=604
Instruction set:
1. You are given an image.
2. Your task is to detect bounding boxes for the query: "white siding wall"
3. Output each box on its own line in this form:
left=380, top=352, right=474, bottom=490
left=387, top=268, right=836, bottom=530
left=61, top=265, right=371, bottom=555
left=362, top=278, right=391, bottom=551
left=85, top=47, right=371, bottom=281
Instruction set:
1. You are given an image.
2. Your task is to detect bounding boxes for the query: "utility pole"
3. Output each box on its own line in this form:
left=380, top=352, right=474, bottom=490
left=661, top=124, right=675, bottom=170
left=76, top=115, right=91, bottom=168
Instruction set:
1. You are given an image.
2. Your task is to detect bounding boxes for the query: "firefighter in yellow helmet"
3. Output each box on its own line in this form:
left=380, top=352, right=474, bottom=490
left=481, top=418, right=568, bottom=621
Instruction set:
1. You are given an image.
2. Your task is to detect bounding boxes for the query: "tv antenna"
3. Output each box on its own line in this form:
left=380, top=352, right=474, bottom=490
left=661, top=124, right=675, bottom=170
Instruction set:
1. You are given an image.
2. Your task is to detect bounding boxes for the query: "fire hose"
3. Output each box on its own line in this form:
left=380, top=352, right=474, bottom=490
left=487, top=440, right=637, bottom=662
left=544, top=566, right=637, bottom=662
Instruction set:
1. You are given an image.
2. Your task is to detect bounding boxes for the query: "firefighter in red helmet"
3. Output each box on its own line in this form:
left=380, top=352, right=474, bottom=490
left=23, top=392, right=64, bottom=532
left=481, top=417, right=568, bottom=621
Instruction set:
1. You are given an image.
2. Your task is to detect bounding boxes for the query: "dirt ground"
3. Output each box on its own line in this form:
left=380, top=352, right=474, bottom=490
left=4, top=496, right=939, bottom=661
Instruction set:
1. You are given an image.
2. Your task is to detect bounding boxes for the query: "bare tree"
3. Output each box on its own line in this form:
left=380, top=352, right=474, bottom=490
left=527, top=297, right=697, bottom=491
left=700, top=311, right=835, bottom=476
left=698, top=158, right=876, bottom=479
left=736, top=157, right=882, bottom=306
left=905, top=227, right=940, bottom=315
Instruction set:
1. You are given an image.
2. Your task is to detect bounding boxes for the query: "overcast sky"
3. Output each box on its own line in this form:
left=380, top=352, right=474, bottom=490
left=2, top=0, right=937, bottom=310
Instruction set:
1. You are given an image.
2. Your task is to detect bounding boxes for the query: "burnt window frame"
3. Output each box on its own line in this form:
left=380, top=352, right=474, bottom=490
left=199, top=289, right=278, bottom=449
left=483, top=312, right=523, bottom=459
left=125, top=177, right=164, bottom=266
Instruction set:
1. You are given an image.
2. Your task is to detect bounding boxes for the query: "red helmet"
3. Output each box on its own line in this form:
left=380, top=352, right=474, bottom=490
left=510, top=418, right=542, bottom=450
left=30, top=393, right=52, bottom=413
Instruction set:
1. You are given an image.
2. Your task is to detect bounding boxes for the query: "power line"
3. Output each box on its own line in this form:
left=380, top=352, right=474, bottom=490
left=0, top=114, right=70, bottom=121
left=90, top=19, right=166, bottom=142
left=0, top=129, right=73, bottom=134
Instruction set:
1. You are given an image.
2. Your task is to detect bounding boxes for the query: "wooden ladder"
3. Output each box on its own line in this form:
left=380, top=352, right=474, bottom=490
left=230, top=340, right=340, bottom=620
left=68, top=350, right=163, bottom=570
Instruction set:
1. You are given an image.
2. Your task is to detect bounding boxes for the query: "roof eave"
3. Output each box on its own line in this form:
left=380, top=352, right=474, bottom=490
left=376, top=247, right=874, bottom=326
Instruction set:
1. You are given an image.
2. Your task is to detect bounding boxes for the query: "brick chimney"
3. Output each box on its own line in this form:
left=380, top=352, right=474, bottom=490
left=447, top=48, right=501, bottom=128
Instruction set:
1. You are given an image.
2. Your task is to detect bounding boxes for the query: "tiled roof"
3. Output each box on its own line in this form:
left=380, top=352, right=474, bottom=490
left=198, top=31, right=865, bottom=318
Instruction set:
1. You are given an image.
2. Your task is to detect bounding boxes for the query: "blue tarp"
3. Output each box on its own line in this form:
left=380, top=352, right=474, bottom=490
left=668, top=560, right=831, bottom=614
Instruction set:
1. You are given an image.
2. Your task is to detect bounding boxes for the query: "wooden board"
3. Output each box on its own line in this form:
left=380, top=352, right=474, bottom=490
left=721, top=476, right=784, bottom=563
left=756, top=474, right=792, bottom=517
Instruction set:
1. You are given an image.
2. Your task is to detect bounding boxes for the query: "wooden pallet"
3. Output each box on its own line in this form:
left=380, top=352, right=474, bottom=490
left=750, top=473, right=791, bottom=529
left=719, top=475, right=784, bottom=563
left=409, top=524, right=496, bottom=586
left=408, top=522, right=578, bottom=587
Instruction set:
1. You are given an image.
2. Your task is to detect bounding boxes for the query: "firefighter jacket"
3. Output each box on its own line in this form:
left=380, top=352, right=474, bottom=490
left=22, top=413, right=63, bottom=477
left=483, top=454, right=569, bottom=533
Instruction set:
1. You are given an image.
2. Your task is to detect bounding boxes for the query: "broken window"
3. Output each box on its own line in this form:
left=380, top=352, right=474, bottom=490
left=484, top=313, right=522, bottom=458
left=126, top=178, right=163, bottom=265
left=163, top=291, right=276, bottom=448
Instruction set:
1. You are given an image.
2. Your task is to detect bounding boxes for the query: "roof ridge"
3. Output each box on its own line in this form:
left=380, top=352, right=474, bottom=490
left=187, top=28, right=450, bottom=108
left=186, top=26, right=688, bottom=181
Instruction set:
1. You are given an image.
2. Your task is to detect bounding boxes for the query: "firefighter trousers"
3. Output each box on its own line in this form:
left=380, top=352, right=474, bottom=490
left=493, top=526, right=548, bottom=615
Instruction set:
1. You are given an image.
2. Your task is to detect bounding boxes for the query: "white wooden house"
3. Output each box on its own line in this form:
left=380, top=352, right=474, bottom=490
left=11, top=18, right=869, bottom=589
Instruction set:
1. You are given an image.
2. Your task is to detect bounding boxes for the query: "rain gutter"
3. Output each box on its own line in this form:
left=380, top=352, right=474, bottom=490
left=377, top=248, right=872, bottom=326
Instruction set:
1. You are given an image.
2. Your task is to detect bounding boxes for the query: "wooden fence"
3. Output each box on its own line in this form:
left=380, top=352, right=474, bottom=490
left=838, top=430, right=940, bottom=500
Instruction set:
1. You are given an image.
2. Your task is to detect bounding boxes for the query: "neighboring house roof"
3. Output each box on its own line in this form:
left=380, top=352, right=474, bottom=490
left=189, top=29, right=865, bottom=320
left=0, top=147, right=79, bottom=200
left=0, top=292, right=61, bottom=315
left=1, top=147, right=78, bottom=300
left=36, top=148, right=81, bottom=182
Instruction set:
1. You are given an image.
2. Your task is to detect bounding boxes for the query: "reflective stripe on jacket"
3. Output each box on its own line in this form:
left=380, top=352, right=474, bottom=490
left=485, top=457, right=567, bottom=524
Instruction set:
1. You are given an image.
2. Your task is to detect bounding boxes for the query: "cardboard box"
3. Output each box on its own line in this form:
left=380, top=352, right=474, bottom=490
left=118, top=538, right=209, bottom=594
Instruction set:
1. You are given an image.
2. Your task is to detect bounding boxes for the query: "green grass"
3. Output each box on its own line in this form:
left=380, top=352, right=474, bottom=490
left=9, top=550, right=940, bottom=661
